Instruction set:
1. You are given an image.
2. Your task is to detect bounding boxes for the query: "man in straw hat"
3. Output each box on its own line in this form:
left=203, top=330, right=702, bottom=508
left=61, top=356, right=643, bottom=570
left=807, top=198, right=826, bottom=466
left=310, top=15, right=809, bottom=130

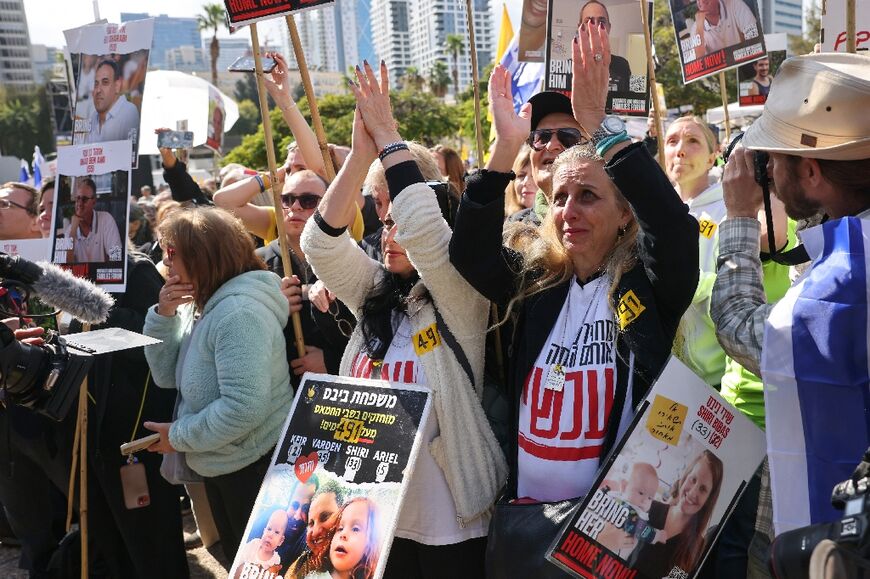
left=710, top=52, right=870, bottom=567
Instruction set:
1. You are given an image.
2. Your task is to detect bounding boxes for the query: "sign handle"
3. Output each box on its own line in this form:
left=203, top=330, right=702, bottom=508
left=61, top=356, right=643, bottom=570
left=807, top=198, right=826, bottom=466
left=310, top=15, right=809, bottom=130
left=250, top=23, right=306, bottom=356
left=463, top=0, right=485, bottom=168
left=285, top=15, right=336, bottom=182
left=638, top=0, right=665, bottom=168
left=718, top=71, right=731, bottom=144
left=846, top=0, right=856, bottom=52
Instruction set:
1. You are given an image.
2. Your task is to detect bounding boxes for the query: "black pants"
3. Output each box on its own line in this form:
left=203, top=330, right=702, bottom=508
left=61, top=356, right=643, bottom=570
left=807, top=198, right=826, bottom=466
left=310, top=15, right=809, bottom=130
left=203, top=450, right=273, bottom=563
left=383, top=536, right=487, bottom=579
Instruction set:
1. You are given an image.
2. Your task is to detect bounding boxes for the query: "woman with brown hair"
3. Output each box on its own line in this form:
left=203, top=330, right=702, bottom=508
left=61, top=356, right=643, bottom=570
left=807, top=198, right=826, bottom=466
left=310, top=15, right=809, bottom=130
left=142, top=207, right=293, bottom=562
left=430, top=144, right=466, bottom=199
left=504, top=144, right=537, bottom=217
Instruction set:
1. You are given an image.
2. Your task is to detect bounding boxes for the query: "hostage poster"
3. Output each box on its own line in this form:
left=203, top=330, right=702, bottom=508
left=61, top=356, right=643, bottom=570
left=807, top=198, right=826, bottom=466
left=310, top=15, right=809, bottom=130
left=50, top=140, right=131, bottom=292
left=64, top=18, right=153, bottom=168
left=229, top=374, right=431, bottom=579
left=544, top=0, right=653, bottom=116
left=736, top=33, right=786, bottom=106
left=668, top=0, right=766, bottom=83
left=821, top=0, right=870, bottom=53
left=547, top=357, right=766, bottom=579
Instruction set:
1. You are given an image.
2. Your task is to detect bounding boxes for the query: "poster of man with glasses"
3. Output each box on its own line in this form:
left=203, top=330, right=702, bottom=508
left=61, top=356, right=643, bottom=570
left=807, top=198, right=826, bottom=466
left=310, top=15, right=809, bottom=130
left=50, top=140, right=130, bottom=292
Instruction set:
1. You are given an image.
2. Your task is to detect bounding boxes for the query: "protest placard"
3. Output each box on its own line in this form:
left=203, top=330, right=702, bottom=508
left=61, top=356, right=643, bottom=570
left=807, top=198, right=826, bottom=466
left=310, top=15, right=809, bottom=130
left=547, top=357, right=766, bottom=579
left=544, top=0, right=652, bottom=116
left=737, top=33, right=786, bottom=106
left=821, top=0, right=870, bottom=53
left=50, top=140, right=131, bottom=292
left=229, top=374, right=431, bottom=579
left=64, top=19, right=153, bottom=168
left=518, top=0, right=550, bottom=62
left=669, top=0, right=766, bottom=83
left=224, top=0, right=335, bottom=28
left=205, top=85, right=225, bottom=154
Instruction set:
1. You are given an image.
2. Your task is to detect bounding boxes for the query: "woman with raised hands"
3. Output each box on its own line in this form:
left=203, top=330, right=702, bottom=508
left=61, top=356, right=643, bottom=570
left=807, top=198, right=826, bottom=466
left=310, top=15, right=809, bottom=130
left=300, top=61, right=506, bottom=578
left=449, top=23, right=699, bottom=576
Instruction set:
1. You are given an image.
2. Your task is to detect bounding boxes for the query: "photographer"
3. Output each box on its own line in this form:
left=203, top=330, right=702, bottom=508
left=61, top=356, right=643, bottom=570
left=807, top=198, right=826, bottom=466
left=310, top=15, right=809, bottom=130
left=711, top=52, right=870, bottom=558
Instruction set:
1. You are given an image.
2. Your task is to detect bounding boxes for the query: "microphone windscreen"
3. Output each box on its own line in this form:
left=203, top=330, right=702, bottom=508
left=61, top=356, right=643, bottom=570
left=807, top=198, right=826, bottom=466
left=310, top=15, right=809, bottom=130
left=32, top=262, right=115, bottom=324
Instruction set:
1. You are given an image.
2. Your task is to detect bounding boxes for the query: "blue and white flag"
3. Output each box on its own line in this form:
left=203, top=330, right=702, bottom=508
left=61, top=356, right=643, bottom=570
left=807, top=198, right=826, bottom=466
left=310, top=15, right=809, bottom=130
left=499, top=37, right=545, bottom=114
left=18, top=159, right=30, bottom=185
left=762, top=216, right=870, bottom=534
left=32, top=146, right=45, bottom=186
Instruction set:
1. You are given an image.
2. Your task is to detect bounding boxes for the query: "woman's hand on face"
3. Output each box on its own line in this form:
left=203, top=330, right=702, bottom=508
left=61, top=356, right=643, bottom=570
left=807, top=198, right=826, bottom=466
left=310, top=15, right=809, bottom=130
left=308, top=279, right=336, bottom=314
left=281, top=275, right=303, bottom=315
left=143, top=421, right=177, bottom=453
left=571, top=21, right=611, bottom=134
left=290, top=345, right=327, bottom=376
left=157, top=274, right=194, bottom=317
left=489, top=64, right=531, bottom=146
left=348, top=60, right=401, bottom=149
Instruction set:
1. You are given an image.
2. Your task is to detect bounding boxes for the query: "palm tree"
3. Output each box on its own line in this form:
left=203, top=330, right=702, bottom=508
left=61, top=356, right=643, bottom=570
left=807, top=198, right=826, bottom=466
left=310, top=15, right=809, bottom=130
left=403, top=66, right=424, bottom=91
left=428, top=61, right=451, bottom=98
left=445, top=34, right=464, bottom=97
left=198, top=3, right=226, bottom=87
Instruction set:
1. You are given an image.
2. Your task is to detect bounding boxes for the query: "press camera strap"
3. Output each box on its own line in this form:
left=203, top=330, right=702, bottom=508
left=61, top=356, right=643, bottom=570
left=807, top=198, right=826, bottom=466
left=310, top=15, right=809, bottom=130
left=760, top=172, right=811, bottom=266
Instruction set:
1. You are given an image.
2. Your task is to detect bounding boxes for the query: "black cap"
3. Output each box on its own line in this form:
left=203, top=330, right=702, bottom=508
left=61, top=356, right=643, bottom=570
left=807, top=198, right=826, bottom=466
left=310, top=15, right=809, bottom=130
left=528, top=91, right=574, bottom=130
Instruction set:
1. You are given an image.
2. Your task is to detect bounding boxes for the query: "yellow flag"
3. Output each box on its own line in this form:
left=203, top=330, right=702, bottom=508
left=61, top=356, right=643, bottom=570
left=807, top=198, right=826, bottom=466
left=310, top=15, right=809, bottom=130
left=487, top=3, right=515, bottom=153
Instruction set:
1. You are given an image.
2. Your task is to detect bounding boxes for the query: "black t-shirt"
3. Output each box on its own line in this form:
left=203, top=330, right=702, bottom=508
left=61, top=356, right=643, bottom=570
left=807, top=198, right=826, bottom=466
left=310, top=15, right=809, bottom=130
left=628, top=500, right=682, bottom=579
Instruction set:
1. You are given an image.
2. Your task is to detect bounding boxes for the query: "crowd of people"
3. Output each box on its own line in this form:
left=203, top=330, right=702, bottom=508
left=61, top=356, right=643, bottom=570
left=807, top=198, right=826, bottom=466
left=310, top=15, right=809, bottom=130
left=0, top=16, right=867, bottom=579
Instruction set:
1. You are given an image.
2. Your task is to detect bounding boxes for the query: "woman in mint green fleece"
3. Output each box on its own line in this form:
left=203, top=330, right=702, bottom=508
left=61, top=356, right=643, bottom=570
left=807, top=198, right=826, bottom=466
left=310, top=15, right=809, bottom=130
left=142, top=207, right=294, bottom=562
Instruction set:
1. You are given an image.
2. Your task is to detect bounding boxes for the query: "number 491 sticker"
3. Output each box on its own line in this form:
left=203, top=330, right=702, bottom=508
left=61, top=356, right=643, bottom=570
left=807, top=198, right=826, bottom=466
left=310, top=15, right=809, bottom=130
left=413, top=323, right=441, bottom=356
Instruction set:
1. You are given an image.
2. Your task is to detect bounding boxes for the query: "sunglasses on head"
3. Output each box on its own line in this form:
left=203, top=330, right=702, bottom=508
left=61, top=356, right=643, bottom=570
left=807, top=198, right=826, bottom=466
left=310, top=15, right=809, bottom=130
left=281, top=193, right=321, bottom=210
left=527, top=128, right=587, bottom=151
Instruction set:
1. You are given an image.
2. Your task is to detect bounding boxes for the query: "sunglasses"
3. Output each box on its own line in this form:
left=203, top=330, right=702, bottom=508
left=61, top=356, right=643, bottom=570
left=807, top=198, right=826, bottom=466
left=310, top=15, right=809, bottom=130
left=290, top=501, right=311, bottom=517
left=329, top=300, right=354, bottom=338
left=281, top=193, right=321, bottom=210
left=527, top=128, right=587, bottom=151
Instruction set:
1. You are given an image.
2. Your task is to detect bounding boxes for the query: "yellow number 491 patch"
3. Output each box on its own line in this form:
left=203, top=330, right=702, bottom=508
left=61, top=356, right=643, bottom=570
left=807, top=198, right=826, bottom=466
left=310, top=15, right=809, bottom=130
left=413, top=323, right=442, bottom=356
left=699, top=218, right=717, bottom=239
left=618, top=290, right=646, bottom=329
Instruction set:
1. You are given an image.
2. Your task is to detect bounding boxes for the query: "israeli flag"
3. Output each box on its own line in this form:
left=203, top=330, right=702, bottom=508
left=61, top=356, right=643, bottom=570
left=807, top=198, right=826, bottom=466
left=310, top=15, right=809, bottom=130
left=499, top=37, right=545, bottom=114
left=32, top=146, right=45, bottom=186
left=762, top=216, right=870, bottom=534
left=18, top=159, right=30, bottom=185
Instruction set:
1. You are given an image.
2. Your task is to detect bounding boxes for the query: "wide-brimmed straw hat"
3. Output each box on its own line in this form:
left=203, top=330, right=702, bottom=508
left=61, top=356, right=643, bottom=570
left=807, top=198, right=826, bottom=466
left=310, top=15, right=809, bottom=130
left=742, top=53, right=870, bottom=161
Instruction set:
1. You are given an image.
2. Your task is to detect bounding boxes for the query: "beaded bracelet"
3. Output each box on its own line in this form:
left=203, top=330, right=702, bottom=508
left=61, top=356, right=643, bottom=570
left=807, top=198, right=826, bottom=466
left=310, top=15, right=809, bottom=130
left=378, top=141, right=409, bottom=161
left=595, top=131, right=631, bottom=157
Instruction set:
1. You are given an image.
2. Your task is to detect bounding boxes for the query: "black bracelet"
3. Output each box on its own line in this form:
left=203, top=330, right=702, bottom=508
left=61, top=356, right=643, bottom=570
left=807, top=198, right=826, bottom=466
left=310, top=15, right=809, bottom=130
left=313, top=211, right=347, bottom=238
left=378, top=141, right=409, bottom=161
left=254, top=174, right=266, bottom=193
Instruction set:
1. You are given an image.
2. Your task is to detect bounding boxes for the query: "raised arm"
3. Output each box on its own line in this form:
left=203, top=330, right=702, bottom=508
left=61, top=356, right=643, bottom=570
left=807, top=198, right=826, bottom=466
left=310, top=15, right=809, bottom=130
left=212, top=175, right=276, bottom=240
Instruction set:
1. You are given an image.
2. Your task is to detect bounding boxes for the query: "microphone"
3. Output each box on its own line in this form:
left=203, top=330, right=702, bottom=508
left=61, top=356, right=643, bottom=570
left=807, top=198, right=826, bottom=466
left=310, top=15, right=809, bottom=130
left=0, top=254, right=115, bottom=324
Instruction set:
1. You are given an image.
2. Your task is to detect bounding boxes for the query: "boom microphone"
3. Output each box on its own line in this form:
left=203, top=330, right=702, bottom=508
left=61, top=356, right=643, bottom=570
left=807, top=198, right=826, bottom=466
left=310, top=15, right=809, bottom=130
left=0, top=254, right=115, bottom=324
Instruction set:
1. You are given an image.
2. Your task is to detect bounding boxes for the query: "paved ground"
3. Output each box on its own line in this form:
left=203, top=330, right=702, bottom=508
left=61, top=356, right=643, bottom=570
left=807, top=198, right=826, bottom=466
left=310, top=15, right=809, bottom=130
left=0, top=512, right=230, bottom=578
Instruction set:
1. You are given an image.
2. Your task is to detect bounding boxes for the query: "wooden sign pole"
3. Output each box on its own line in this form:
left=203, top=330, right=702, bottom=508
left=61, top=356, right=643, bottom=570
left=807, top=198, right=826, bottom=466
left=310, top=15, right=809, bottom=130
left=285, top=15, right=336, bottom=181
left=639, top=0, right=665, bottom=168
left=251, top=23, right=306, bottom=355
left=718, top=71, right=732, bottom=144
left=846, top=0, right=857, bottom=52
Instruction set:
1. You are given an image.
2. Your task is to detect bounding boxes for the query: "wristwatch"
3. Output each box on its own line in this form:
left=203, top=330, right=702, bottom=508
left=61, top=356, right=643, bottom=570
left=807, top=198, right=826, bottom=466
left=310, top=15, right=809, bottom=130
left=591, top=115, right=627, bottom=146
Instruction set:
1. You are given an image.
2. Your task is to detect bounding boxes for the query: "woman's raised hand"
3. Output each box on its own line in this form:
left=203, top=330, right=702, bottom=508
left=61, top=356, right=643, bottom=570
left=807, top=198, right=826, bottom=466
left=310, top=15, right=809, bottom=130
left=489, top=65, right=531, bottom=145
left=571, top=21, right=612, bottom=135
left=350, top=107, right=378, bottom=165
left=348, top=61, right=401, bottom=149
left=263, top=52, right=294, bottom=109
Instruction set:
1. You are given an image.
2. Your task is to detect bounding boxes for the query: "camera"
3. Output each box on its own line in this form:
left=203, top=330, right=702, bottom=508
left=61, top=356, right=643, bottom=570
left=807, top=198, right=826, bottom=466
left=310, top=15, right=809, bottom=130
left=769, top=448, right=870, bottom=578
left=723, top=132, right=770, bottom=188
left=0, top=268, right=93, bottom=421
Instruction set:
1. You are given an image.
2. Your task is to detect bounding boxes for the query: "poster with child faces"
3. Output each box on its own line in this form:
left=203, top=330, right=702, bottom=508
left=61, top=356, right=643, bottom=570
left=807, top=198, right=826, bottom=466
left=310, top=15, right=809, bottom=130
left=50, top=140, right=131, bottom=292
left=544, top=0, right=653, bottom=116
left=64, top=19, right=154, bottom=168
left=547, top=357, right=766, bottom=579
left=229, top=374, right=431, bottom=579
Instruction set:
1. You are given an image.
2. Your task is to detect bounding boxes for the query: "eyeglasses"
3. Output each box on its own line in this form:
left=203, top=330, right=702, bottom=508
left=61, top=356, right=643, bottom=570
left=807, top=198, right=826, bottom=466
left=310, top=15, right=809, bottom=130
left=329, top=300, right=354, bottom=338
left=527, top=128, right=587, bottom=151
left=0, top=199, right=34, bottom=214
left=381, top=216, right=396, bottom=233
left=74, top=195, right=96, bottom=204
left=281, top=193, right=321, bottom=210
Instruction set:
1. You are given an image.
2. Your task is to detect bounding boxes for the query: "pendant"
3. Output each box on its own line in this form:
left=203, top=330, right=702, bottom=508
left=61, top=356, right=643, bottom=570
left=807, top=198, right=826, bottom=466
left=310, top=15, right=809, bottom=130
left=545, top=364, right=566, bottom=392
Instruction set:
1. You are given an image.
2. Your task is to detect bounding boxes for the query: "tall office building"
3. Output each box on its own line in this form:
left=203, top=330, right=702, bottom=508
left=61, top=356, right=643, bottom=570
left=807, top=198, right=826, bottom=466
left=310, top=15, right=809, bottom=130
left=408, top=0, right=493, bottom=96
left=287, top=0, right=374, bottom=73
left=0, top=0, right=35, bottom=93
left=120, top=13, right=201, bottom=69
left=31, top=44, right=60, bottom=83
left=165, top=46, right=209, bottom=73
left=757, top=0, right=803, bottom=36
left=370, top=0, right=412, bottom=80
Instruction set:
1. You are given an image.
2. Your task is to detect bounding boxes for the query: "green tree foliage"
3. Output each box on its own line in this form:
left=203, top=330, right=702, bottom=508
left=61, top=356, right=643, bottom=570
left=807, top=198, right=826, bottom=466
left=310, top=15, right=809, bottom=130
left=222, top=91, right=459, bottom=167
left=0, top=88, right=54, bottom=159
left=227, top=99, right=260, bottom=137
left=445, top=34, right=465, bottom=96
left=652, top=0, right=736, bottom=114
left=789, top=1, right=821, bottom=55
left=428, top=61, right=451, bottom=97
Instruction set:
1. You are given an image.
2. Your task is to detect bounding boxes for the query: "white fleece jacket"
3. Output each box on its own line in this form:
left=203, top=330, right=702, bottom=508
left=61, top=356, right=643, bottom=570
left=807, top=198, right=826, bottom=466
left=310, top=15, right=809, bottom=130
left=301, top=181, right=508, bottom=524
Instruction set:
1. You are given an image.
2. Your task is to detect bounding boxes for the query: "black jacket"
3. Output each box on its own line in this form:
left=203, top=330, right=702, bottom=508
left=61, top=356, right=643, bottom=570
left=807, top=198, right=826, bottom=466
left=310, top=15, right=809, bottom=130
left=162, top=160, right=212, bottom=206
left=449, top=143, right=699, bottom=498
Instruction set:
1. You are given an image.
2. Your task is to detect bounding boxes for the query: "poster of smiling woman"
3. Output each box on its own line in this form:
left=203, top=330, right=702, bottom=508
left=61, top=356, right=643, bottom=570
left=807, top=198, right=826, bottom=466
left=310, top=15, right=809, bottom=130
left=64, top=19, right=154, bottom=168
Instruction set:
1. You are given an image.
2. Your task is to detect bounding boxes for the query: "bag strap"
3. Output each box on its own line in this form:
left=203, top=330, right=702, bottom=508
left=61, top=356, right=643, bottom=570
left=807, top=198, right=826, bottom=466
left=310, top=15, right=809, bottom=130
left=431, top=305, right=475, bottom=388
left=124, top=370, right=151, bottom=456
